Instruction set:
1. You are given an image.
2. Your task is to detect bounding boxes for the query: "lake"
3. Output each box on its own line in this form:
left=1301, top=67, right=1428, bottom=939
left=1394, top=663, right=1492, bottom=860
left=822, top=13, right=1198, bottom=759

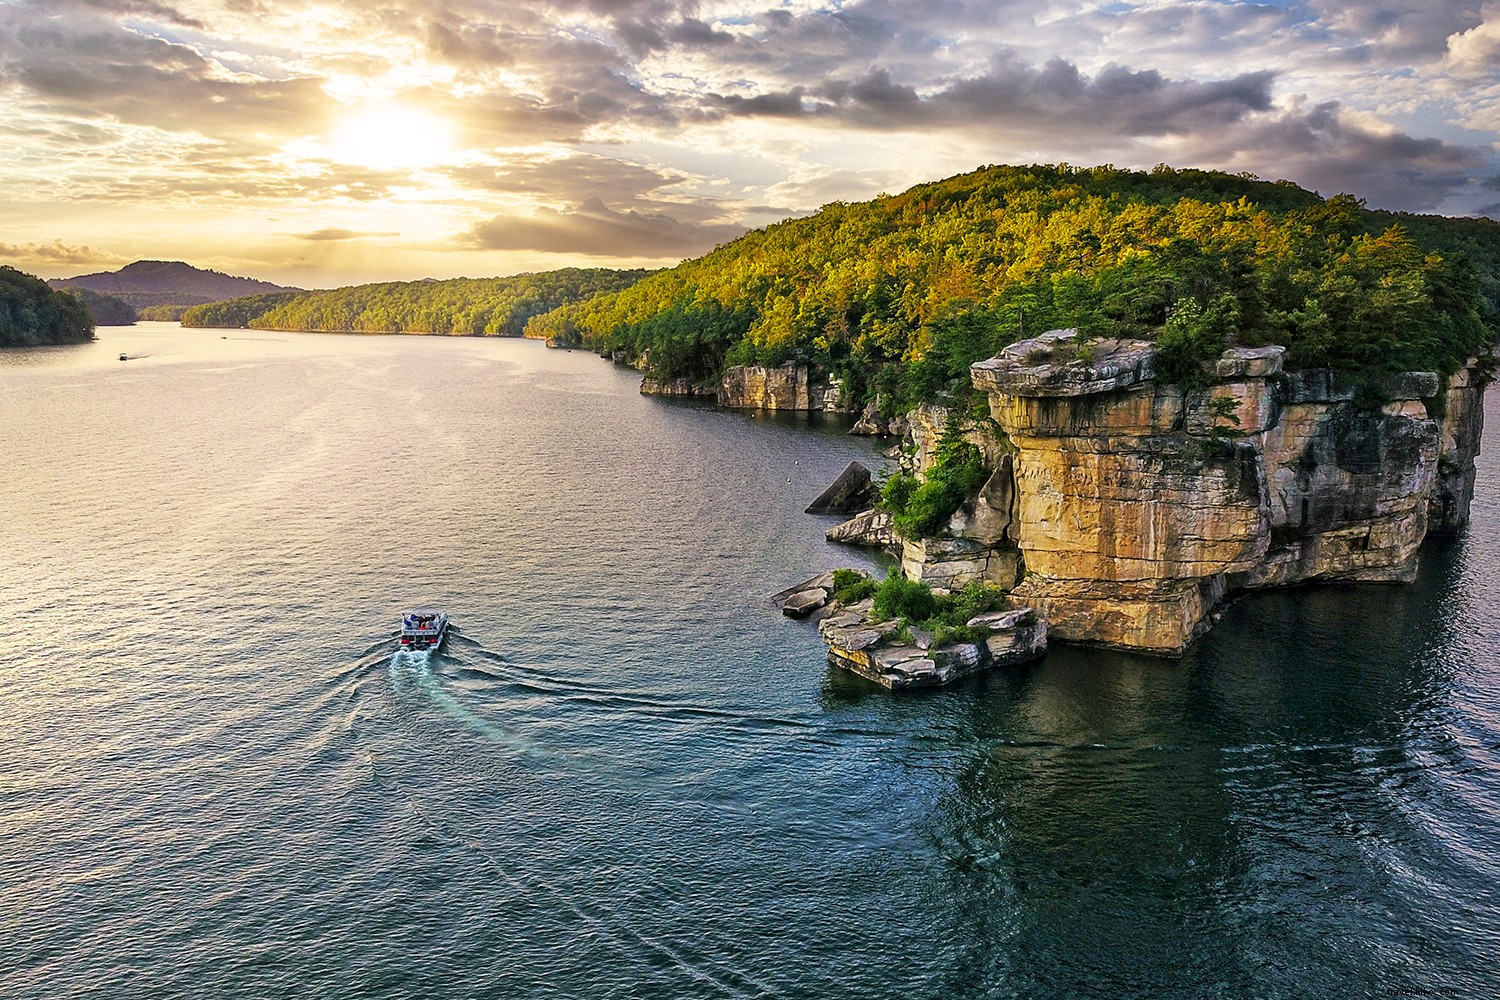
left=3, top=323, right=1497, bottom=998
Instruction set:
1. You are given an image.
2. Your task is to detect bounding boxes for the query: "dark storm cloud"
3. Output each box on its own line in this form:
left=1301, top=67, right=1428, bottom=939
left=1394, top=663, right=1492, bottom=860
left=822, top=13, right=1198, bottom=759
left=465, top=197, right=745, bottom=257
left=705, top=55, right=1276, bottom=138
left=1195, top=100, right=1481, bottom=211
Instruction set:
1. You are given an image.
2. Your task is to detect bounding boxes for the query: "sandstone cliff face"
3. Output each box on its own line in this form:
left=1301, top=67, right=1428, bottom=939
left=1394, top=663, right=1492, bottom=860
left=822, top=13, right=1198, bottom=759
left=716, top=364, right=848, bottom=410
left=949, top=331, right=1491, bottom=655
left=639, top=375, right=713, bottom=397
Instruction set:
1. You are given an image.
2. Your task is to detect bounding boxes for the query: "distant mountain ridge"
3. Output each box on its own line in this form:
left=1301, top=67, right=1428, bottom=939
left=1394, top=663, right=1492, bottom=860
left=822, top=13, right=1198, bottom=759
left=50, top=260, right=295, bottom=312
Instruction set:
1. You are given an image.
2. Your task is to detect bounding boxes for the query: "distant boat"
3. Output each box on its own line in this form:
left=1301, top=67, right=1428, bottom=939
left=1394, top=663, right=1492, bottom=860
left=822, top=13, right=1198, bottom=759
left=400, top=610, right=450, bottom=652
left=118, top=353, right=128, bottom=361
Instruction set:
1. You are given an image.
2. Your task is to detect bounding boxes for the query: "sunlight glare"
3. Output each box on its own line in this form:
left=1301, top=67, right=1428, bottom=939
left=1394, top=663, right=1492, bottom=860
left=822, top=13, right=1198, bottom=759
left=327, top=102, right=457, bottom=170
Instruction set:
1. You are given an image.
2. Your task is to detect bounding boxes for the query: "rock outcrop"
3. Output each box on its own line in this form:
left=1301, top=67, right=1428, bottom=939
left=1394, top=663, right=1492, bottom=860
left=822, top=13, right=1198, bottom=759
left=771, top=571, right=837, bottom=619
left=825, top=509, right=900, bottom=551
left=805, top=461, right=875, bottom=514
left=819, top=600, right=1047, bottom=689
left=718, top=364, right=848, bottom=410
left=848, top=400, right=906, bottom=436
left=960, top=331, right=1490, bottom=655
left=639, top=376, right=713, bottom=397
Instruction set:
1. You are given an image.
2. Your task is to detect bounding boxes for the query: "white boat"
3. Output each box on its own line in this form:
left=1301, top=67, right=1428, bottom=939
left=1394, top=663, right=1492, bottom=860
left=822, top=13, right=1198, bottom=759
left=400, top=610, right=449, bottom=651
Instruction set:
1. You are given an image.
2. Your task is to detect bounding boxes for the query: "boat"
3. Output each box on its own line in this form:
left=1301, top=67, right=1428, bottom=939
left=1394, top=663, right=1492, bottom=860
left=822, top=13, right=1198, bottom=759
left=119, top=353, right=128, bottom=361
left=400, top=610, right=450, bottom=651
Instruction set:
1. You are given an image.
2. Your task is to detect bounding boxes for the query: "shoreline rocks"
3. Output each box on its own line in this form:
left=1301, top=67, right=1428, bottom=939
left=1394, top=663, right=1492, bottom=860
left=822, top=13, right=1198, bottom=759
left=825, top=509, right=899, bottom=551
left=805, top=461, right=875, bottom=514
left=818, top=600, right=1047, bottom=689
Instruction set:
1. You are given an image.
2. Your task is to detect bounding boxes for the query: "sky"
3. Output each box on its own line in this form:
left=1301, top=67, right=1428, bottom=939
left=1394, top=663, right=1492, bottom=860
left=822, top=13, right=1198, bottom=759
left=1, top=0, right=1498, bottom=289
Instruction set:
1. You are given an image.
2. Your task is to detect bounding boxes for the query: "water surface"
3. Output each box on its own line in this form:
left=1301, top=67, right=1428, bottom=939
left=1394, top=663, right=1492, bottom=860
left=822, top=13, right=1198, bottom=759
left=3, top=324, right=1497, bottom=998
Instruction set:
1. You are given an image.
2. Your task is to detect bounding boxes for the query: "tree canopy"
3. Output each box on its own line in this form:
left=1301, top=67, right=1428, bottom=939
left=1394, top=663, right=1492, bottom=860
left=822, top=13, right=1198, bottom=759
left=66, top=287, right=137, bottom=326
left=182, top=268, right=652, bottom=335
left=522, top=163, right=1499, bottom=410
left=0, top=266, right=94, bottom=346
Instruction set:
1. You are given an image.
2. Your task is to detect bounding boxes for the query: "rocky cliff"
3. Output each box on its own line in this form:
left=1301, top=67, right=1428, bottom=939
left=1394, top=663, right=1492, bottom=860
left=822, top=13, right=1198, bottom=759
left=712, top=364, right=847, bottom=410
left=889, top=330, right=1495, bottom=655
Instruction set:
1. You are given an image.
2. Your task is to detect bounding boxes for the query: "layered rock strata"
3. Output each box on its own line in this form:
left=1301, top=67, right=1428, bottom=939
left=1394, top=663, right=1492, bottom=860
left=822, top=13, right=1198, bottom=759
left=639, top=375, right=712, bottom=397
left=964, top=331, right=1489, bottom=654
left=818, top=602, right=1047, bottom=689
left=717, top=364, right=847, bottom=410
left=825, top=509, right=900, bottom=552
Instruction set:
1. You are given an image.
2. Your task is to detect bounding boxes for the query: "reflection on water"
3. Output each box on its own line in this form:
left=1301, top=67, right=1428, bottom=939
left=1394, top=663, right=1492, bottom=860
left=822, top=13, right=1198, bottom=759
left=898, top=535, right=1500, bottom=998
left=2, top=324, right=1498, bottom=998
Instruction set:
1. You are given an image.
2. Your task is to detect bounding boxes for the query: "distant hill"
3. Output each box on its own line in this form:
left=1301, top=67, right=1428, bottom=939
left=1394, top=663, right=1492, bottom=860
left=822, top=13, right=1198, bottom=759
left=50, top=260, right=295, bottom=312
left=181, top=268, right=652, bottom=336
left=63, top=287, right=136, bottom=326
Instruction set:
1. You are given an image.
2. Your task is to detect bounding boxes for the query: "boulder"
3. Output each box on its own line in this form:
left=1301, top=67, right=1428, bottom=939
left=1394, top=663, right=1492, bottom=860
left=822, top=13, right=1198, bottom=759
left=805, top=461, right=875, bottom=514
left=781, top=588, right=829, bottom=618
left=826, top=509, right=898, bottom=550
left=770, top=571, right=836, bottom=612
left=849, top=400, right=885, bottom=435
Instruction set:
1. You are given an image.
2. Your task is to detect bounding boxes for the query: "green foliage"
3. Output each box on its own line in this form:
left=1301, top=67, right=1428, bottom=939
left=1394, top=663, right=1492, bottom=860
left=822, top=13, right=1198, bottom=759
left=1157, top=294, right=1239, bottom=386
left=872, top=570, right=940, bottom=622
left=0, top=266, right=94, bottom=346
left=947, top=580, right=1008, bottom=623
left=882, top=430, right=991, bottom=540
left=181, top=292, right=299, bottom=328
left=875, top=471, right=918, bottom=515
left=515, top=164, right=1498, bottom=404
left=831, top=568, right=866, bottom=591
left=870, top=575, right=1011, bottom=646
left=65, top=287, right=136, bottom=326
left=831, top=568, right=879, bottom=605
left=137, top=304, right=191, bottom=321
left=181, top=269, right=651, bottom=335
left=931, top=623, right=987, bottom=647
left=1206, top=394, right=1243, bottom=444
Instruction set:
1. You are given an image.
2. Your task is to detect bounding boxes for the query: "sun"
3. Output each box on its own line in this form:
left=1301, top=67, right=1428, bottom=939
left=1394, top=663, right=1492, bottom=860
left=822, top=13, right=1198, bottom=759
left=326, top=101, right=457, bottom=170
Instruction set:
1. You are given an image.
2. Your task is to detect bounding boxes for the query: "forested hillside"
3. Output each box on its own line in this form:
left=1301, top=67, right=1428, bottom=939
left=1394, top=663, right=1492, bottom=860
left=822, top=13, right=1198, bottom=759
left=66, top=287, right=136, bottom=326
left=525, top=164, right=1499, bottom=411
left=1, top=266, right=94, bottom=346
left=182, top=268, right=652, bottom=335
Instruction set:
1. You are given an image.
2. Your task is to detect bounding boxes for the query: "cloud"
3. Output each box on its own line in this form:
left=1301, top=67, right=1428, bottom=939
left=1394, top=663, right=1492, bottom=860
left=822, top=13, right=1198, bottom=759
left=705, top=55, right=1277, bottom=139
left=0, top=240, right=128, bottom=266
left=0, top=0, right=1495, bottom=274
left=51, top=0, right=207, bottom=29
left=294, top=228, right=401, bottom=241
left=1187, top=100, right=1482, bottom=211
left=1306, top=0, right=1482, bottom=62
left=1443, top=2, right=1500, bottom=75
left=465, top=198, right=746, bottom=257
left=0, top=6, right=328, bottom=149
